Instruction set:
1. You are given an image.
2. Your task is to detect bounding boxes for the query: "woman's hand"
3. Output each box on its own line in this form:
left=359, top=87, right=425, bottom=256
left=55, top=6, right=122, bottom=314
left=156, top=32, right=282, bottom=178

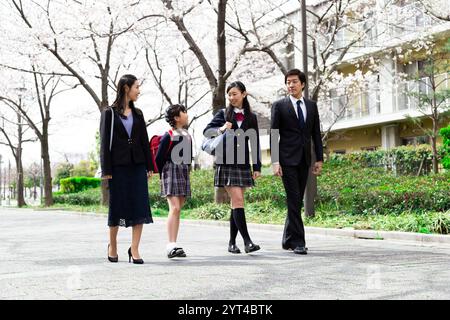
left=219, top=121, right=233, bottom=133
left=102, top=175, right=112, bottom=180
left=252, top=171, right=261, bottom=180
left=147, top=171, right=153, bottom=179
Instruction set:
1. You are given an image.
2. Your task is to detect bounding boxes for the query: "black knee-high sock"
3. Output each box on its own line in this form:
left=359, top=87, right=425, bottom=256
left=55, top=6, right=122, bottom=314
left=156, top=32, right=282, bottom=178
left=229, top=209, right=238, bottom=245
left=232, top=208, right=252, bottom=245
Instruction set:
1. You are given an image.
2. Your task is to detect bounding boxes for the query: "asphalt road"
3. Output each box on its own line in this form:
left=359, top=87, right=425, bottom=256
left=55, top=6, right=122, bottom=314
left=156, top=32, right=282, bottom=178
left=1, top=208, right=449, bottom=300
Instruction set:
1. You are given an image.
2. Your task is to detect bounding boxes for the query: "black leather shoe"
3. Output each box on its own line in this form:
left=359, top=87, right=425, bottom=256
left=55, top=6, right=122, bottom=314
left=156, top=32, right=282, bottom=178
left=168, top=247, right=186, bottom=259
left=293, top=246, right=308, bottom=255
left=128, top=247, right=144, bottom=264
left=108, top=244, right=118, bottom=263
left=282, top=245, right=293, bottom=251
left=228, top=244, right=241, bottom=254
left=244, top=243, right=260, bottom=253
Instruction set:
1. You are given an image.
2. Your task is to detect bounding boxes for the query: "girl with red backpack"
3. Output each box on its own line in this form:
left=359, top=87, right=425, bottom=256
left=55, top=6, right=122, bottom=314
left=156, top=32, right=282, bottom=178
left=155, top=104, right=192, bottom=259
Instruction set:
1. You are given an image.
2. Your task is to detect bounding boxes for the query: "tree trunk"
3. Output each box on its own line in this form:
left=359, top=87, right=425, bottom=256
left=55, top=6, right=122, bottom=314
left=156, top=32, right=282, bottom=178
left=15, top=158, right=26, bottom=207
left=101, top=179, right=109, bottom=206
left=304, top=143, right=317, bottom=217
left=41, top=134, right=53, bottom=206
left=431, top=135, right=438, bottom=174
left=16, top=113, right=26, bottom=207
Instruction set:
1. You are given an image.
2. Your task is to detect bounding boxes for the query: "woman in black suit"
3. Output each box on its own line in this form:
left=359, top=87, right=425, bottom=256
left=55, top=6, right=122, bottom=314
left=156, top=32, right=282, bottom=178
left=203, top=81, right=261, bottom=254
left=100, top=74, right=153, bottom=264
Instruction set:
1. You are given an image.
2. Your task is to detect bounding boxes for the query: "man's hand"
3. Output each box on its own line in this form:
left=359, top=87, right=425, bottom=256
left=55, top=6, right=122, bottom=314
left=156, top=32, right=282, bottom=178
left=252, top=171, right=261, bottom=180
left=147, top=171, right=153, bottom=179
left=272, top=163, right=283, bottom=177
left=102, top=175, right=112, bottom=180
left=312, top=161, right=323, bottom=176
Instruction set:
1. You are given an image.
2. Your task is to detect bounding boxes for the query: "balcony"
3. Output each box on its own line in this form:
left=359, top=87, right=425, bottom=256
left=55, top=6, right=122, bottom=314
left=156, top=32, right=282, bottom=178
left=396, top=72, right=450, bottom=111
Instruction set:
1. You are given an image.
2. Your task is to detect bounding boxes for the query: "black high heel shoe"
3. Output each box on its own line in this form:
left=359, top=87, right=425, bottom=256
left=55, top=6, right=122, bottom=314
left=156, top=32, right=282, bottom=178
left=244, top=242, right=260, bottom=253
left=128, top=247, right=144, bottom=264
left=108, top=244, right=118, bottom=263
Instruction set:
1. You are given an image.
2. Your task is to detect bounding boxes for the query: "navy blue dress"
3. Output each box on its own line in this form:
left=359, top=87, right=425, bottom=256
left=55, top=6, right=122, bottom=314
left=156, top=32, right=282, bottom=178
left=100, top=107, right=153, bottom=228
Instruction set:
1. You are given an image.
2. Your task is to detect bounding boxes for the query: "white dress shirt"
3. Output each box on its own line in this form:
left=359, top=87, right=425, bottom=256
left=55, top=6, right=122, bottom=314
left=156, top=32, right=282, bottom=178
left=234, top=107, right=244, bottom=128
left=289, top=95, right=307, bottom=122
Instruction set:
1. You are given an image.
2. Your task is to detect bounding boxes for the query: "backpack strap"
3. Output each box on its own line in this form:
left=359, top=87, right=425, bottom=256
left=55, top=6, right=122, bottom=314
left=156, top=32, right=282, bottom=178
left=109, top=108, right=114, bottom=152
left=167, top=129, right=173, bottom=154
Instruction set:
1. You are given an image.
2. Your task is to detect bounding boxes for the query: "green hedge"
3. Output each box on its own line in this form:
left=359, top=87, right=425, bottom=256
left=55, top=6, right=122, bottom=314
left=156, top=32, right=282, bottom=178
left=328, top=145, right=433, bottom=175
left=53, top=188, right=101, bottom=206
left=60, top=177, right=101, bottom=194
left=54, top=162, right=450, bottom=217
left=440, top=124, right=450, bottom=169
left=317, top=163, right=450, bottom=215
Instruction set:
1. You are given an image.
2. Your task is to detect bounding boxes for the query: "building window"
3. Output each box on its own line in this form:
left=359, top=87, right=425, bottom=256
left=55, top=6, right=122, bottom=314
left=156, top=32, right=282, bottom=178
left=401, top=135, right=430, bottom=146
left=361, top=146, right=378, bottom=152
left=333, top=150, right=346, bottom=155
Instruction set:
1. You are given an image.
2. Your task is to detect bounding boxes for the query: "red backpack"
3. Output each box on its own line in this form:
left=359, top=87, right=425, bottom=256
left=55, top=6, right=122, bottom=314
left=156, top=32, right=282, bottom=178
left=149, top=129, right=173, bottom=173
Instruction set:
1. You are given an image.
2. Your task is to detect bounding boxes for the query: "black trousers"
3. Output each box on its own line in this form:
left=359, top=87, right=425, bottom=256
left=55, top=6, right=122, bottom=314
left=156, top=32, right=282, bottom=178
left=281, top=155, right=309, bottom=248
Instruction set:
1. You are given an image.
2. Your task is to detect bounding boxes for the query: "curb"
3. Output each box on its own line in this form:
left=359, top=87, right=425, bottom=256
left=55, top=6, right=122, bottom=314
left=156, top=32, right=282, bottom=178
left=2, top=207, right=449, bottom=245
left=181, top=218, right=450, bottom=245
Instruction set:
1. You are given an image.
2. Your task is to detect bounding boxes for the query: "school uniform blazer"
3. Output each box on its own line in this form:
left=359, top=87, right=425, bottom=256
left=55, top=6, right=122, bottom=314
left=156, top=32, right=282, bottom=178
left=271, top=96, right=324, bottom=167
left=203, top=109, right=262, bottom=172
left=100, top=106, right=153, bottom=176
left=155, top=132, right=192, bottom=176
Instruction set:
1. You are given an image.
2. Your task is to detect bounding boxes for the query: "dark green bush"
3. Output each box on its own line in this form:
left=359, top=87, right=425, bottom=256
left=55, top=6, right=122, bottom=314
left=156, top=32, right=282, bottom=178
left=53, top=188, right=101, bottom=206
left=60, top=177, right=101, bottom=194
left=440, top=124, right=450, bottom=169
left=328, top=145, right=433, bottom=175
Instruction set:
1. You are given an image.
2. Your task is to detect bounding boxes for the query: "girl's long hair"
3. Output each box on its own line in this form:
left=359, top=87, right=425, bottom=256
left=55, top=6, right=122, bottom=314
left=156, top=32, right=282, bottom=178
left=111, top=74, right=138, bottom=116
left=225, top=81, right=251, bottom=122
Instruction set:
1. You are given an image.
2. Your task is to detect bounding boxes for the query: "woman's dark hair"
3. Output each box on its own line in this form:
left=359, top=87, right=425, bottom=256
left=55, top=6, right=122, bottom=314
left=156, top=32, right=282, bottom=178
left=225, top=81, right=251, bottom=122
left=165, top=104, right=187, bottom=128
left=112, top=74, right=138, bottom=115
left=285, top=69, right=307, bottom=89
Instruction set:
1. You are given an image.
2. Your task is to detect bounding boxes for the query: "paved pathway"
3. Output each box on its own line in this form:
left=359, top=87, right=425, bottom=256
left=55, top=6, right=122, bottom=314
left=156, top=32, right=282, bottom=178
left=1, top=208, right=449, bottom=299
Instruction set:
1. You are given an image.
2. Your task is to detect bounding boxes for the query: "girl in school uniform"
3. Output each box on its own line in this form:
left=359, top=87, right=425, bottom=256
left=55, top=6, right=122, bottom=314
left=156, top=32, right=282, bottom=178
left=203, top=81, right=262, bottom=254
left=100, top=74, right=153, bottom=265
left=156, top=104, right=192, bottom=259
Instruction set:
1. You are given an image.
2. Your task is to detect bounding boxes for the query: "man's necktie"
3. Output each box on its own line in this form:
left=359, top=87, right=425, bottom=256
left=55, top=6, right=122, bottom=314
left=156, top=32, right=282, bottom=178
left=296, top=100, right=305, bottom=129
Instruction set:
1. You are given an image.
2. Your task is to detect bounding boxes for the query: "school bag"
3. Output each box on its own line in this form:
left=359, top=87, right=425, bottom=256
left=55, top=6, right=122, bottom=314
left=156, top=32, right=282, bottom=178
left=149, top=129, right=173, bottom=173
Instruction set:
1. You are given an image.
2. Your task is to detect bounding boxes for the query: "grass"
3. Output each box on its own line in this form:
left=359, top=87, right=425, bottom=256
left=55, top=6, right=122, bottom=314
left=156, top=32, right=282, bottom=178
left=46, top=162, right=450, bottom=234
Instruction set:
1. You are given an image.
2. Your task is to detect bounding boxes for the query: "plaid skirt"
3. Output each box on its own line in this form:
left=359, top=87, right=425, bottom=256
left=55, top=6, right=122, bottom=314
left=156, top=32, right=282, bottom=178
left=214, top=165, right=254, bottom=188
left=160, top=162, right=191, bottom=197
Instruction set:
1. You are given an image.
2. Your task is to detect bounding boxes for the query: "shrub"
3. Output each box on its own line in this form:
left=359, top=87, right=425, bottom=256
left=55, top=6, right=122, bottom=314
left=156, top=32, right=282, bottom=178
left=53, top=188, right=101, bottom=206
left=440, top=125, right=450, bottom=169
left=60, top=177, right=101, bottom=194
left=328, top=145, right=433, bottom=175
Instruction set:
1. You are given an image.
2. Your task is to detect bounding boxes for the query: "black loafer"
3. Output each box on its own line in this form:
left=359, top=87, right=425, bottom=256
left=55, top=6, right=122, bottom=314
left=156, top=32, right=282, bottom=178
left=244, top=243, right=260, bottom=253
left=228, top=244, right=241, bottom=254
left=293, top=246, right=308, bottom=255
left=168, top=247, right=186, bottom=259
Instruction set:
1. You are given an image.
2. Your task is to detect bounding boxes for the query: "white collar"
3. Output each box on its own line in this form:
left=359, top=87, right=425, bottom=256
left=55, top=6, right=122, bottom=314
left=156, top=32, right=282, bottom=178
left=233, top=107, right=245, bottom=114
left=290, top=95, right=305, bottom=105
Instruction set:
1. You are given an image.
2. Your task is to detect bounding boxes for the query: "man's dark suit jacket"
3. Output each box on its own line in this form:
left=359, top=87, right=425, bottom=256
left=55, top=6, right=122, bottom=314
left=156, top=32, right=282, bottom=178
left=271, top=96, right=323, bottom=166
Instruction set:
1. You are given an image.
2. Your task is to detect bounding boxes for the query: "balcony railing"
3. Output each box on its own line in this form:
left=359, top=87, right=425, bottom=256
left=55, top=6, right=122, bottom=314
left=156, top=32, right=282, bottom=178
left=326, top=88, right=381, bottom=124
left=330, top=2, right=443, bottom=51
left=397, top=73, right=450, bottom=111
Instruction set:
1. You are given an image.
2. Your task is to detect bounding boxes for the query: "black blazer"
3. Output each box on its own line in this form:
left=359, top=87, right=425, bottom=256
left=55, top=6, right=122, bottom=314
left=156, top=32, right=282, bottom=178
left=270, top=97, right=323, bottom=166
left=203, top=109, right=262, bottom=172
left=100, top=106, right=153, bottom=176
left=155, top=131, right=192, bottom=176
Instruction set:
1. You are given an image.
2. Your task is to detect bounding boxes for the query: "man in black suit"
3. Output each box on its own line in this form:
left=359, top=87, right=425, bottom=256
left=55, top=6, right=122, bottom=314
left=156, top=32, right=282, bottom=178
left=271, top=69, right=324, bottom=255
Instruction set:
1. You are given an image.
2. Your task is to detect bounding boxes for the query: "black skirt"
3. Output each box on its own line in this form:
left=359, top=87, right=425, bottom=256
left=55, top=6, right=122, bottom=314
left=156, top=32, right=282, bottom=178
left=108, top=163, right=153, bottom=227
left=214, top=165, right=254, bottom=188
